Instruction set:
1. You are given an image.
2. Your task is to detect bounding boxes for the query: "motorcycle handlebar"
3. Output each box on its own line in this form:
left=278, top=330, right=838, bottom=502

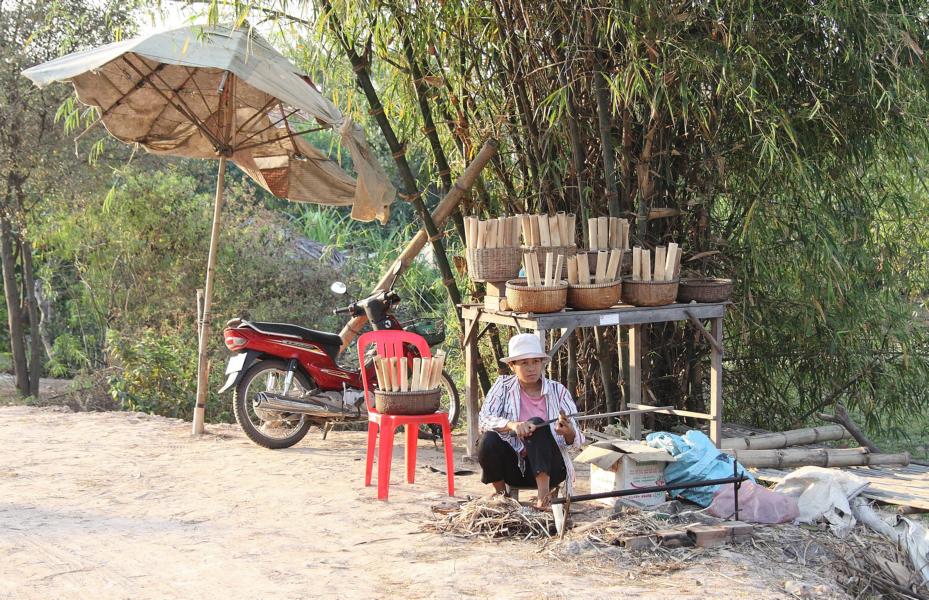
left=333, top=290, right=401, bottom=318
left=332, top=304, right=355, bottom=316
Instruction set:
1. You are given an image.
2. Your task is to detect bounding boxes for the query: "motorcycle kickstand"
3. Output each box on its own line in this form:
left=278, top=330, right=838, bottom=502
left=322, top=421, right=334, bottom=440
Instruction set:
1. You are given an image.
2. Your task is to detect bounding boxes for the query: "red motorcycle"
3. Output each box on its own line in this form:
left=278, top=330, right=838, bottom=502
left=219, top=267, right=460, bottom=449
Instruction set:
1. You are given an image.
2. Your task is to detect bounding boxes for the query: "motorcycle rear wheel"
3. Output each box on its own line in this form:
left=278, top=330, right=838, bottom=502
left=233, top=359, right=313, bottom=449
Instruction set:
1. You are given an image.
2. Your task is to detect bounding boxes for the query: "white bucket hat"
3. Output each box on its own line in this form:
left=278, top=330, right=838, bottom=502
left=501, top=333, right=550, bottom=364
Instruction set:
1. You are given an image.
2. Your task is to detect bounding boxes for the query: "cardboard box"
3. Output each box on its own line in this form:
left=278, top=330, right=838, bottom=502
left=576, top=440, right=675, bottom=509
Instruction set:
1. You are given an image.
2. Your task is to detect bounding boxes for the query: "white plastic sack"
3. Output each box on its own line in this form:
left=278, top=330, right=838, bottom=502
left=774, top=466, right=869, bottom=537
left=707, top=480, right=799, bottom=523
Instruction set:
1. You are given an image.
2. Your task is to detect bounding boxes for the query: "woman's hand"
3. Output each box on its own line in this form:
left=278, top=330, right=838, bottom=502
left=555, top=411, right=575, bottom=444
left=509, top=420, right=537, bottom=439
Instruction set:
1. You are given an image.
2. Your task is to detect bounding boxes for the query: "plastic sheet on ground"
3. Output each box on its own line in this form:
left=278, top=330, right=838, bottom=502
left=774, top=466, right=869, bottom=537
left=645, top=431, right=754, bottom=507
left=707, top=480, right=799, bottom=523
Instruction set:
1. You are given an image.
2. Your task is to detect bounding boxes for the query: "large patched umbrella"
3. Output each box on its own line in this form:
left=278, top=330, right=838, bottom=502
left=23, top=24, right=396, bottom=433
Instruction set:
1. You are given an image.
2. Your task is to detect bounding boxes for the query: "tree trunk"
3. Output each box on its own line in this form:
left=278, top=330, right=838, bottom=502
left=20, top=239, right=41, bottom=397
left=0, top=214, right=28, bottom=395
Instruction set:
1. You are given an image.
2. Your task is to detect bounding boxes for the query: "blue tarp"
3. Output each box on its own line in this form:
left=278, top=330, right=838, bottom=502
left=645, top=430, right=755, bottom=507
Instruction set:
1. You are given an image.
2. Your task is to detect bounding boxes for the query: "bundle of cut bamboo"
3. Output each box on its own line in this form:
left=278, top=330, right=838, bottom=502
left=519, top=212, right=576, bottom=248
left=521, top=252, right=564, bottom=287
left=587, top=216, right=630, bottom=251
left=464, top=216, right=522, bottom=249
left=373, top=350, right=446, bottom=392
left=629, top=243, right=680, bottom=282
left=566, top=249, right=622, bottom=285
left=464, top=216, right=524, bottom=281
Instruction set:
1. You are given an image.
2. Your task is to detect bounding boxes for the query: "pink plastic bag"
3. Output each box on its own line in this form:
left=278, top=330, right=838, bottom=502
left=707, top=480, right=799, bottom=523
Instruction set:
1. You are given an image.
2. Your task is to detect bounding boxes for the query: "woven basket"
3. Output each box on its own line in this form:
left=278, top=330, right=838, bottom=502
left=466, top=247, right=523, bottom=282
left=576, top=250, right=631, bottom=279
left=374, top=388, right=441, bottom=415
left=521, top=245, right=577, bottom=279
left=505, top=278, right=567, bottom=313
left=567, top=280, right=622, bottom=310
left=621, top=278, right=680, bottom=307
left=677, top=278, right=733, bottom=304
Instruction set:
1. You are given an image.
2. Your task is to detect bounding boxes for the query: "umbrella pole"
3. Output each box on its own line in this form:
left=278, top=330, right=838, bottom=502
left=192, top=156, right=228, bottom=435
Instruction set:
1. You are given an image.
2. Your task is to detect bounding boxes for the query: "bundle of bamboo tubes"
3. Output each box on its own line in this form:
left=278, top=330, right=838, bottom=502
left=587, top=217, right=630, bottom=251
left=464, top=216, right=522, bottom=249
left=630, top=243, right=681, bottom=282
left=519, top=212, right=576, bottom=248
left=566, top=249, right=623, bottom=285
left=522, top=252, right=564, bottom=287
left=373, top=350, right=446, bottom=392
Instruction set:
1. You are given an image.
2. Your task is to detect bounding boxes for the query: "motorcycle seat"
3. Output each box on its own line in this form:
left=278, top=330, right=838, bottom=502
left=243, top=320, right=343, bottom=349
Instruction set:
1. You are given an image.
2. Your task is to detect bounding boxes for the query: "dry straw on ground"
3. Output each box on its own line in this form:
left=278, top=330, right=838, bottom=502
left=427, top=495, right=555, bottom=539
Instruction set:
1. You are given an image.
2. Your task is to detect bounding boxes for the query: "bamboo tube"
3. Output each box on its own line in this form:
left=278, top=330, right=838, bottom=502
left=556, top=212, right=568, bottom=247
left=632, top=247, right=642, bottom=281
left=654, top=246, right=667, bottom=280
left=430, top=351, right=445, bottom=388
left=554, top=254, right=564, bottom=285
left=587, top=218, right=597, bottom=250
left=594, top=251, right=608, bottom=284
left=488, top=218, right=499, bottom=248
left=539, top=214, right=552, bottom=247
left=549, top=215, right=561, bottom=246
left=522, top=254, right=534, bottom=286
left=724, top=447, right=911, bottom=469
left=374, top=357, right=386, bottom=390
left=567, top=214, right=576, bottom=246
left=399, top=358, right=409, bottom=392
left=519, top=215, right=531, bottom=247
left=419, top=357, right=432, bottom=390
left=606, top=249, right=621, bottom=281
left=503, top=217, right=512, bottom=246
left=511, top=217, right=520, bottom=248
left=476, top=220, right=487, bottom=249
left=622, top=221, right=630, bottom=250
left=609, top=217, right=620, bottom=249
left=470, top=217, right=480, bottom=249
left=463, top=217, right=474, bottom=249
left=529, top=215, right=541, bottom=247
left=641, top=250, right=652, bottom=282
left=577, top=252, right=591, bottom=284
left=391, top=357, right=402, bottom=391
left=567, top=255, right=578, bottom=284
left=531, top=253, right=542, bottom=286
left=721, top=425, right=851, bottom=451
left=411, top=357, right=422, bottom=391
left=666, top=242, right=680, bottom=280
left=544, top=252, right=554, bottom=286
left=596, top=217, right=609, bottom=252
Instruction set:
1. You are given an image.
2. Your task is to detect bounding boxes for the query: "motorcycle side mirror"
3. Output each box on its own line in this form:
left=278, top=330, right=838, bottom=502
left=330, top=281, right=347, bottom=295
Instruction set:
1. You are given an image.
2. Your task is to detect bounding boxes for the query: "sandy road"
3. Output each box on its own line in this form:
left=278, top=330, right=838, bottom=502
left=0, top=406, right=825, bottom=599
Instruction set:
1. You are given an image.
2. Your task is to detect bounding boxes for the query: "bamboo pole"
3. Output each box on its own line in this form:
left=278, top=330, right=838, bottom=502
left=721, top=425, right=852, bottom=450
left=724, top=447, right=911, bottom=468
left=338, top=139, right=498, bottom=351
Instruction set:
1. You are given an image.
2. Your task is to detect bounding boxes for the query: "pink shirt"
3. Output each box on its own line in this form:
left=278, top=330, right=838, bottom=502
left=518, top=385, right=548, bottom=422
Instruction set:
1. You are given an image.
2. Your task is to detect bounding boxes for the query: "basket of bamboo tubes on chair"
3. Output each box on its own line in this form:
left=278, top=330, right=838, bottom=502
left=621, top=244, right=682, bottom=307
left=372, top=352, right=447, bottom=415
left=463, top=216, right=523, bottom=282
left=517, top=211, right=577, bottom=279
left=505, top=252, right=567, bottom=314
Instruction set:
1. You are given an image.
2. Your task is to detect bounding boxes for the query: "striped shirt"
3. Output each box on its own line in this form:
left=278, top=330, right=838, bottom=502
left=478, top=375, right=584, bottom=488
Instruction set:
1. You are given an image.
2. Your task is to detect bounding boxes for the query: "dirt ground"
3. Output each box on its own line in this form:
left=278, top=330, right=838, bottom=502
left=0, top=404, right=845, bottom=599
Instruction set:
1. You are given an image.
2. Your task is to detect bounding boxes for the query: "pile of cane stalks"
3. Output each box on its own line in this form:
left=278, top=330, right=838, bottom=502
left=427, top=495, right=555, bottom=540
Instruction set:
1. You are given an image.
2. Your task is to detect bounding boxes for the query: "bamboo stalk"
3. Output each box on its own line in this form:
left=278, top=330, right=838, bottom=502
left=595, top=251, right=608, bottom=284
left=721, top=425, right=851, bottom=450
left=399, top=358, right=409, bottom=392
left=544, top=252, right=554, bottom=286
left=554, top=254, right=564, bottom=285
left=530, top=215, right=541, bottom=247
left=642, top=249, right=652, bottom=282
left=567, top=255, right=578, bottom=284
left=587, top=218, right=597, bottom=250
left=606, top=249, right=621, bottom=281
left=577, top=252, right=591, bottom=284
left=609, top=217, right=620, bottom=249
left=411, top=357, right=422, bottom=391
left=724, top=447, right=911, bottom=469
left=539, top=214, right=552, bottom=247
left=632, top=247, right=642, bottom=281
left=654, top=246, right=666, bottom=280
left=596, top=217, right=609, bottom=252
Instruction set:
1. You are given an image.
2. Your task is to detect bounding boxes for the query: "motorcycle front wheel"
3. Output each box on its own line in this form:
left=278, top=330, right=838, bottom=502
left=233, top=359, right=313, bottom=449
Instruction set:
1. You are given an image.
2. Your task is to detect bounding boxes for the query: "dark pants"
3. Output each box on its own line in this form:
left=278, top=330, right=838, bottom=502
left=478, top=426, right=567, bottom=488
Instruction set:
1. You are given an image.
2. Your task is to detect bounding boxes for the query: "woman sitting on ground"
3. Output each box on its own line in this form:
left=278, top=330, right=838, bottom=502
left=478, top=333, right=584, bottom=510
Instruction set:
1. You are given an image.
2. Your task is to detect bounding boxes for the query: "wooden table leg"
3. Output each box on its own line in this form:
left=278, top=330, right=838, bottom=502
left=627, top=325, right=643, bottom=440
left=709, top=317, right=723, bottom=447
left=465, top=316, right=480, bottom=459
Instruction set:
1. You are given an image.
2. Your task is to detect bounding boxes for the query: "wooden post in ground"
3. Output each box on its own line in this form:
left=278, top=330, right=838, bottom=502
left=709, top=317, right=723, bottom=446
left=465, top=315, right=480, bottom=458
left=627, top=325, right=643, bottom=440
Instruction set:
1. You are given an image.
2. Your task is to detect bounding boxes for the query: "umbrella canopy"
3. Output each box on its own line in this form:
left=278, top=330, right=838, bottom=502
left=22, top=24, right=395, bottom=222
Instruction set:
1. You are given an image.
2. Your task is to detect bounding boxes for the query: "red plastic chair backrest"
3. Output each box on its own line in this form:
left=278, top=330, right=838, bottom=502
left=357, top=330, right=432, bottom=413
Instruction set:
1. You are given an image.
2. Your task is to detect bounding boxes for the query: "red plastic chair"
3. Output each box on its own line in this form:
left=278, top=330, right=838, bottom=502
left=358, top=330, right=455, bottom=500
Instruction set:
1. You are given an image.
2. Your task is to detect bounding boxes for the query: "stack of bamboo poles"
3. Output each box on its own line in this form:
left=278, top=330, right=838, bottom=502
left=587, top=216, right=629, bottom=251
left=374, top=350, right=446, bottom=392
left=522, top=252, right=564, bottom=287
left=519, top=213, right=576, bottom=248
left=630, top=243, right=681, bottom=282
left=566, top=249, right=622, bottom=285
left=464, top=216, right=521, bottom=249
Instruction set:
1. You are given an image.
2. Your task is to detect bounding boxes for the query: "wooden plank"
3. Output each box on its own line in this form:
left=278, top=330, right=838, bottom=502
left=464, top=317, right=480, bottom=458
left=709, top=317, right=723, bottom=446
left=627, top=403, right=714, bottom=420
left=628, top=325, right=643, bottom=440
